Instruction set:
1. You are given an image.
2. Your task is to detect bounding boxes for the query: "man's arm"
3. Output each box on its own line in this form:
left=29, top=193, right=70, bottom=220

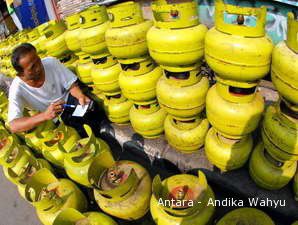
left=69, top=82, right=90, bottom=106
left=9, top=100, right=64, bottom=133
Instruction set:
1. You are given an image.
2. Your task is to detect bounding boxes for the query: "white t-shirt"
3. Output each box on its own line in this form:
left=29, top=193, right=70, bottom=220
left=8, top=57, right=77, bottom=122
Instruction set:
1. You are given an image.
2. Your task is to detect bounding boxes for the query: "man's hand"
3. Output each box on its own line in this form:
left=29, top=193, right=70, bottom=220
left=43, top=100, right=65, bottom=120
left=69, top=82, right=91, bottom=106
left=78, top=94, right=91, bottom=106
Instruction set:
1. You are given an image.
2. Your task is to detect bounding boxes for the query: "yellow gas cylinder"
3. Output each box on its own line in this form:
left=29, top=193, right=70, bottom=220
left=164, top=114, right=209, bottom=153
left=294, top=170, right=298, bottom=201
left=206, top=78, right=264, bottom=138
left=42, top=20, right=70, bottom=59
left=3, top=151, right=52, bottom=187
left=53, top=208, right=118, bottom=225
left=60, top=53, right=78, bottom=73
left=76, top=53, right=94, bottom=84
left=118, top=57, right=162, bottom=103
left=91, top=160, right=152, bottom=220
left=150, top=171, right=215, bottom=225
left=262, top=101, right=298, bottom=162
left=28, top=28, right=42, bottom=52
left=79, top=5, right=109, bottom=59
left=3, top=145, right=53, bottom=199
left=216, top=208, right=275, bottom=225
left=64, top=125, right=114, bottom=187
left=25, top=168, right=87, bottom=225
left=41, top=122, right=80, bottom=168
left=205, top=0, right=273, bottom=82
left=91, top=53, right=121, bottom=94
left=104, top=92, right=133, bottom=124
left=156, top=64, right=209, bottom=119
left=37, top=22, right=50, bottom=56
left=0, top=136, right=28, bottom=169
left=130, top=100, right=167, bottom=139
left=64, top=13, right=82, bottom=55
left=0, top=91, right=8, bottom=120
left=205, top=127, right=253, bottom=172
left=249, top=142, right=297, bottom=190
left=105, top=1, right=152, bottom=59
left=24, top=120, right=56, bottom=154
left=272, top=13, right=298, bottom=105
left=147, top=0, right=207, bottom=70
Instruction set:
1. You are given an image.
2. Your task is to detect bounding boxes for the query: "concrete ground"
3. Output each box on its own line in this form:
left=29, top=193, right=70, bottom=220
left=0, top=169, right=41, bottom=225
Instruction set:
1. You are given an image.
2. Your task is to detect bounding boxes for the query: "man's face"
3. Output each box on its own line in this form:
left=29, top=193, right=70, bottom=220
left=18, top=50, right=44, bottom=81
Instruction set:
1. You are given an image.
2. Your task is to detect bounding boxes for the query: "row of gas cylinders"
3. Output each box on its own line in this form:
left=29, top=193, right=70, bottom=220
left=0, top=120, right=295, bottom=225
left=0, top=30, right=31, bottom=77
left=0, top=0, right=297, bottom=195
left=96, top=0, right=298, bottom=196
left=0, top=0, right=297, bottom=206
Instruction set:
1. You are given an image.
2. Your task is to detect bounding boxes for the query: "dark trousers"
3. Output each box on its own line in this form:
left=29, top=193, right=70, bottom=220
left=60, top=93, right=106, bottom=138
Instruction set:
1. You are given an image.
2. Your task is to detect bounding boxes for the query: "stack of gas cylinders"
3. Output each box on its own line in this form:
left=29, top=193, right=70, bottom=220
left=0, top=0, right=298, bottom=224
left=105, top=1, right=166, bottom=137
left=250, top=12, right=298, bottom=191
left=147, top=0, right=209, bottom=152
left=204, top=0, right=272, bottom=172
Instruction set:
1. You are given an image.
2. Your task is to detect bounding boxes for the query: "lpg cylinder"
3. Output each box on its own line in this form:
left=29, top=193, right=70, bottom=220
left=0, top=136, right=30, bottom=169
left=294, top=170, right=298, bottom=201
left=25, top=168, right=87, bottom=225
left=216, top=208, right=275, bottom=225
left=91, top=53, right=121, bottom=94
left=206, top=78, right=264, bottom=138
left=205, top=127, right=253, bottom=171
left=105, top=1, right=152, bottom=59
left=150, top=171, right=215, bottom=225
left=79, top=5, right=109, bottom=59
left=24, top=120, right=56, bottom=154
left=3, top=146, right=52, bottom=199
left=64, top=125, right=114, bottom=187
left=28, top=29, right=44, bottom=55
left=130, top=100, right=167, bottom=139
left=147, top=0, right=207, bottom=70
left=60, top=53, right=78, bottom=73
left=37, top=22, right=50, bottom=57
left=76, top=53, right=94, bottom=84
left=271, top=13, right=298, bottom=105
left=90, top=160, right=152, bottom=220
left=64, top=13, right=82, bottom=55
left=104, top=92, right=133, bottom=124
left=164, top=114, right=209, bottom=153
left=156, top=64, right=209, bottom=119
left=3, top=147, right=52, bottom=187
left=119, top=57, right=162, bottom=103
left=249, top=142, right=297, bottom=190
left=42, top=20, right=70, bottom=59
left=262, top=101, right=298, bottom=162
left=205, top=0, right=273, bottom=82
left=53, top=208, right=117, bottom=225
left=0, top=91, right=8, bottom=120
left=41, top=122, right=80, bottom=168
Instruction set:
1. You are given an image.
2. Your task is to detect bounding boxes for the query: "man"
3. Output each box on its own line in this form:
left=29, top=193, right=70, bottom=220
left=8, top=43, right=92, bottom=135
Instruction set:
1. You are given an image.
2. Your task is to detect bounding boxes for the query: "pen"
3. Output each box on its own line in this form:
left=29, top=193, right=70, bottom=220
left=63, top=104, right=76, bottom=108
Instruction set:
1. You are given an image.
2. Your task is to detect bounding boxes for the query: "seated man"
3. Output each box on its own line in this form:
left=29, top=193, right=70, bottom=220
left=8, top=43, right=97, bottom=136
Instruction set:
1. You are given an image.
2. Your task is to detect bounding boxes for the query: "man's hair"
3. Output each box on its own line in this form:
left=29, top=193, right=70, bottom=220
left=11, top=43, right=37, bottom=73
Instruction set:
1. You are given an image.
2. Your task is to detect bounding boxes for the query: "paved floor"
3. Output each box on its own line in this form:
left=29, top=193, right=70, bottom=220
left=0, top=169, right=41, bottom=225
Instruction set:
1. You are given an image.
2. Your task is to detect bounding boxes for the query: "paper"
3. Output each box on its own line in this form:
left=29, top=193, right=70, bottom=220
left=72, top=104, right=89, bottom=117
